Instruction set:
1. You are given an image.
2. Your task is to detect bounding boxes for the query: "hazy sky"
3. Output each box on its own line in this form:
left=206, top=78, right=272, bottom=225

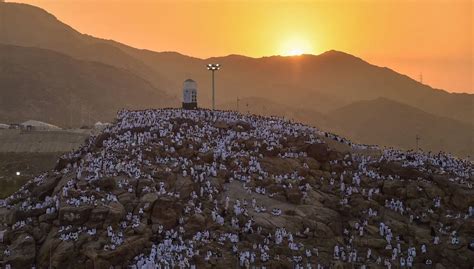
left=14, top=0, right=473, bottom=93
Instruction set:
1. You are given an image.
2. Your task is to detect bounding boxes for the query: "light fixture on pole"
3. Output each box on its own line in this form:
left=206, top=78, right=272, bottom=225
left=206, top=63, right=221, bottom=110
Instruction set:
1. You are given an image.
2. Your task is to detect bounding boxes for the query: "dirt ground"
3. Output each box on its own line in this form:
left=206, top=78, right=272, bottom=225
left=0, top=129, right=89, bottom=153
left=0, top=152, right=61, bottom=198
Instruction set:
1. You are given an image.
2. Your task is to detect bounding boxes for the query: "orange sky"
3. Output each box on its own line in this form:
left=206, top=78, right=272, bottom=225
left=13, top=0, right=474, bottom=93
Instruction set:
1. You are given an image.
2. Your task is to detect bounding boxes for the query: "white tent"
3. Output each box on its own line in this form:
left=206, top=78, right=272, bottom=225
left=94, top=121, right=111, bottom=129
left=20, top=120, right=61, bottom=131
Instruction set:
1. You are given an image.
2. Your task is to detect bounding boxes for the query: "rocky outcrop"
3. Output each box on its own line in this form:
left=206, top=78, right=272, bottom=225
left=59, top=206, right=92, bottom=225
left=0, top=109, right=471, bottom=268
left=5, top=233, right=36, bottom=268
left=150, top=197, right=183, bottom=229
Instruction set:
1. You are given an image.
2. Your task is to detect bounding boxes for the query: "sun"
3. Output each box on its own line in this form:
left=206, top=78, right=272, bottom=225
left=280, top=36, right=312, bottom=56
left=285, top=48, right=305, bottom=56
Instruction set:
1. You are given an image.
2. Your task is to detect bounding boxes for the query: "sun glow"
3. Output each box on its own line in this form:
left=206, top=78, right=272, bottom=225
left=280, top=36, right=313, bottom=56
left=285, top=48, right=304, bottom=56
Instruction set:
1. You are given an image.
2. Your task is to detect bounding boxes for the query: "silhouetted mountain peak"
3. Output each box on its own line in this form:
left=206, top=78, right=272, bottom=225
left=1, top=1, right=472, bottom=158
left=316, top=49, right=365, bottom=64
left=0, top=2, right=78, bottom=33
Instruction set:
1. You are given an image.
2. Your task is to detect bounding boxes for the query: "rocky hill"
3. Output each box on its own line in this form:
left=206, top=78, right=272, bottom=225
left=0, top=2, right=174, bottom=94
left=0, top=109, right=472, bottom=268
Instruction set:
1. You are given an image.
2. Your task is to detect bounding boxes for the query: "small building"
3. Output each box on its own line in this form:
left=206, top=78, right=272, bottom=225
left=94, top=121, right=111, bottom=130
left=182, top=79, right=198, bottom=110
left=20, top=120, right=61, bottom=131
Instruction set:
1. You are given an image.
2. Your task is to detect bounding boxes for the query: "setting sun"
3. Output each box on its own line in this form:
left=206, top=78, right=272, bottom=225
left=12, top=0, right=473, bottom=92
left=0, top=1, right=472, bottom=267
left=283, top=48, right=304, bottom=56
left=280, top=36, right=313, bottom=56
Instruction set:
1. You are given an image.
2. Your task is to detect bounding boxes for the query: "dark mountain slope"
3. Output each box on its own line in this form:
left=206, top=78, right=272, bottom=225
left=329, top=97, right=474, bottom=157
left=2, top=2, right=470, bottom=125
left=0, top=2, right=174, bottom=95
left=1, top=2, right=472, bottom=157
left=0, top=45, right=175, bottom=127
left=125, top=48, right=473, bottom=125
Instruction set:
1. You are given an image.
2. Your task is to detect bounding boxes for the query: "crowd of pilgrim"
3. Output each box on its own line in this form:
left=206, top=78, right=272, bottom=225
left=0, top=109, right=472, bottom=268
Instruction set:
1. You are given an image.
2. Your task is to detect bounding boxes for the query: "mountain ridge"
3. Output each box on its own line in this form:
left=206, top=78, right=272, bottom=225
left=0, top=44, right=176, bottom=127
left=329, top=97, right=474, bottom=157
left=0, top=1, right=472, bottom=158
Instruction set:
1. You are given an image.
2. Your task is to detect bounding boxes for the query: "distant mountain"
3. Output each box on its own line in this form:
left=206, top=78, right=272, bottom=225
left=221, top=97, right=474, bottom=157
left=2, top=2, right=472, bottom=125
left=328, top=98, right=474, bottom=157
left=0, top=2, right=472, bottom=157
left=125, top=49, right=473, bottom=126
left=0, top=45, right=175, bottom=127
left=0, top=3, right=175, bottom=96
left=219, top=97, right=328, bottom=129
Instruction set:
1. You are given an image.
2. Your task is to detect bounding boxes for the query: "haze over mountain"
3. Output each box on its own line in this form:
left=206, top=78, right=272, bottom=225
left=0, top=2, right=472, bottom=157
left=328, top=98, right=474, bottom=157
left=0, top=45, right=175, bottom=127
left=220, top=97, right=329, bottom=129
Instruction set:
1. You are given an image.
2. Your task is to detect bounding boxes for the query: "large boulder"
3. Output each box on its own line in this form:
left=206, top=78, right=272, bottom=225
left=91, top=177, right=116, bottom=192
left=39, top=212, right=57, bottom=223
left=213, top=121, right=230, bottom=129
left=260, top=157, right=301, bottom=175
left=284, top=188, right=303, bottom=204
left=382, top=180, right=406, bottom=197
left=118, top=192, right=136, bottom=208
left=89, top=206, right=109, bottom=225
left=5, top=233, right=36, bottom=268
left=173, top=175, right=195, bottom=198
left=138, top=193, right=159, bottom=212
left=298, top=205, right=342, bottom=236
left=306, top=143, right=330, bottom=162
left=30, top=175, right=62, bottom=200
left=419, top=181, right=445, bottom=199
left=184, top=214, right=206, bottom=235
left=50, top=240, right=75, bottom=268
left=380, top=161, right=424, bottom=180
left=0, top=208, right=15, bottom=226
left=231, top=121, right=252, bottom=132
left=97, top=235, right=152, bottom=266
left=450, top=188, right=474, bottom=211
left=59, top=206, right=92, bottom=225
left=107, top=202, right=126, bottom=224
left=150, top=197, right=183, bottom=229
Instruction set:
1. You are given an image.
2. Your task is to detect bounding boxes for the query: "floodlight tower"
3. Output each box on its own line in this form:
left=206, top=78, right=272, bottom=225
left=206, top=63, right=221, bottom=110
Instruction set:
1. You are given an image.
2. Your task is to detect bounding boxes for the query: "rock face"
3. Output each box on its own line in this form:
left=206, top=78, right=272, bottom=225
left=0, top=109, right=472, bottom=268
left=150, top=197, right=182, bottom=229
left=5, top=233, right=35, bottom=268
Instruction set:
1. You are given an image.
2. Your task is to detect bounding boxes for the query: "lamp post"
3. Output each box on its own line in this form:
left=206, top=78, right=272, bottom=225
left=206, top=64, right=221, bottom=110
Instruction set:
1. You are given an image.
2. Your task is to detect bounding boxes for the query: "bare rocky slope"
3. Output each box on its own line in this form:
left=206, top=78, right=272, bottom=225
left=0, top=109, right=472, bottom=268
